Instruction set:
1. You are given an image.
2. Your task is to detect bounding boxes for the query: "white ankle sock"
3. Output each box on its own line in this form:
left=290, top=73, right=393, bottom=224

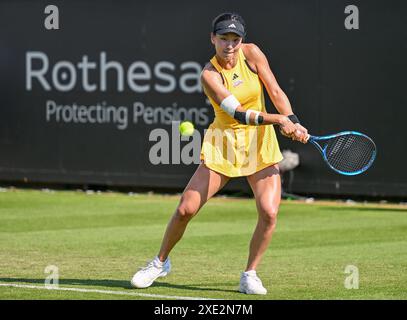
left=154, top=256, right=164, bottom=266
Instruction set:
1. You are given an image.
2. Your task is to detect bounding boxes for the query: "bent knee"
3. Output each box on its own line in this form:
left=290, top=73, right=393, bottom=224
left=258, top=205, right=279, bottom=226
left=175, top=202, right=199, bottom=220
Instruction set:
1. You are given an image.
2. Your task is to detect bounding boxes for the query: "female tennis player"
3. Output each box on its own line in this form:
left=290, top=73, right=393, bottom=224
left=131, top=12, right=308, bottom=294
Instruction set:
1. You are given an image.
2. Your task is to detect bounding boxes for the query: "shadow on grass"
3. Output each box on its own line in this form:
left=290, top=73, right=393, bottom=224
left=0, top=278, right=238, bottom=294
left=153, top=281, right=238, bottom=293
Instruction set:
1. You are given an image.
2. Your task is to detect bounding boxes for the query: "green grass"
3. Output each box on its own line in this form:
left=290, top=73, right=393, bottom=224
left=0, top=188, right=406, bottom=300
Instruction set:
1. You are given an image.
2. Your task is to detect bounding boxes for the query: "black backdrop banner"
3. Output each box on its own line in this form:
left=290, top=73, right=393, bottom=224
left=0, top=0, right=406, bottom=198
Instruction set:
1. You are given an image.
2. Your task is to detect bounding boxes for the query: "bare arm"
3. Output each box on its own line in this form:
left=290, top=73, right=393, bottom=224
left=243, top=44, right=308, bottom=142
left=200, top=65, right=291, bottom=127
left=245, top=44, right=294, bottom=116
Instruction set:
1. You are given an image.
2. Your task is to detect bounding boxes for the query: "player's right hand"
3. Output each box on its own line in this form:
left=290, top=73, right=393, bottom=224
left=292, top=123, right=309, bottom=144
left=279, top=116, right=297, bottom=138
left=279, top=116, right=308, bottom=144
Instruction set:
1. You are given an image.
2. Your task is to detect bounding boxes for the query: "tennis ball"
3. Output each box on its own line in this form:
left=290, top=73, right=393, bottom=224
left=179, top=121, right=195, bottom=136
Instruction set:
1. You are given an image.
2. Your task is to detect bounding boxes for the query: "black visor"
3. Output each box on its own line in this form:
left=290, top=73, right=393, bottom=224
left=213, top=19, right=245, bottom=37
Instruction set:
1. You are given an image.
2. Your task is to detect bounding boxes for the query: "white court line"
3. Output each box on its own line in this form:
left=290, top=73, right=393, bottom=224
left=0, top=283, right=219, bottom=300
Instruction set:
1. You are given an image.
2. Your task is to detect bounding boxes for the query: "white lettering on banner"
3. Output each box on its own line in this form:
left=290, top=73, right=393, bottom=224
left=127, top=61, right=151, bottom=92
left=179, top=62, right=202, bottom=93
left=26, top=51, right=203, bottom=93
left=46, top=100, right=129, bottom=130
left=133, top=102, right=209, bottom=126
left=100, top=52, right=125, bottom=91
left=45, top=100, right=209, bottom=130
left=52, top=61, right=77, bottom=91
left=154, top=62, right=176, bottom=93
left=26, top=51, right=51, bottom=91
left=77, top=55, right=97, bottom=91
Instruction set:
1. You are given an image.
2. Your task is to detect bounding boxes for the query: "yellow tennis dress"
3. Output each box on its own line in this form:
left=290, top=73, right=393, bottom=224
left=200, top=48, right=283, bottom=177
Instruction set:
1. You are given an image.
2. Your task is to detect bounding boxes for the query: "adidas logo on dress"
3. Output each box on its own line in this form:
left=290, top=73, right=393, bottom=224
left=232, top=73, right=243, bottom=87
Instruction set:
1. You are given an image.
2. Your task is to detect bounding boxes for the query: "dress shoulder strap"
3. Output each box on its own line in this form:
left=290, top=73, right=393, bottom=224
left=209, top=55, right=223, bottom=73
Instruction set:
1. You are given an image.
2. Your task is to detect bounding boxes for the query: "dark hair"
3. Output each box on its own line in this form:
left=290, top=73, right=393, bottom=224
left=212, top=12, right=246, bottom=35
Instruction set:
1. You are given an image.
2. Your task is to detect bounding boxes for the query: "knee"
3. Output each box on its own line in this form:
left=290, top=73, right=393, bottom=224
left=175, top=201, right=199, bottom=221
left=259, top=205, right=279, bottom=227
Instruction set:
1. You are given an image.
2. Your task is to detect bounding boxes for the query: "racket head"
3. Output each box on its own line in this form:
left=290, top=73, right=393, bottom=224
left=308, top=131, right=377, bottom=175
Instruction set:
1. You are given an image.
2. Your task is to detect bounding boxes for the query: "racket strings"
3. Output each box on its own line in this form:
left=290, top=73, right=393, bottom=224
left=325, top=135, right=376, bottom=173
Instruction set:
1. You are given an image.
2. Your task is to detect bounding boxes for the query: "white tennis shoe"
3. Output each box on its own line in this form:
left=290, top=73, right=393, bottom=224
left=130, top=256, right=171, bottom=288
left=239, top=270, right=267, bottom=295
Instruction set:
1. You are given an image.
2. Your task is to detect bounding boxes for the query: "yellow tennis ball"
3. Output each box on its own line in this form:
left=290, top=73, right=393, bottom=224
left=179, top=121, right=195, bottom=136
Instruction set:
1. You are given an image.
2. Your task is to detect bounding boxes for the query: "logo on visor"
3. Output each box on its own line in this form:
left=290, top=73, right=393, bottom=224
left=228, top=24, right=237, bottom=28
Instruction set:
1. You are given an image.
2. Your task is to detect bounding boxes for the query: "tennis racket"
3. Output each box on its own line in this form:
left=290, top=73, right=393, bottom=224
left=305, top=131, right=377, bottom=175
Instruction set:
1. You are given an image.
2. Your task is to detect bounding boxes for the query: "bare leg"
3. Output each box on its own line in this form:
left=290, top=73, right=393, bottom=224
left=158, top=164, right=229, bottom=262
left=245, top=164, right=281, bottom=271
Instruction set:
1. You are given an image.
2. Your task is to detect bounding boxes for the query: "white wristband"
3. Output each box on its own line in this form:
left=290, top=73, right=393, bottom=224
left=220, top=95, right=240, bottom=117
left=245, top=110, right=253, bottom=124
left=245, top=109, right=261, bottom=125
left=254, top=111, right=260, bottom=125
